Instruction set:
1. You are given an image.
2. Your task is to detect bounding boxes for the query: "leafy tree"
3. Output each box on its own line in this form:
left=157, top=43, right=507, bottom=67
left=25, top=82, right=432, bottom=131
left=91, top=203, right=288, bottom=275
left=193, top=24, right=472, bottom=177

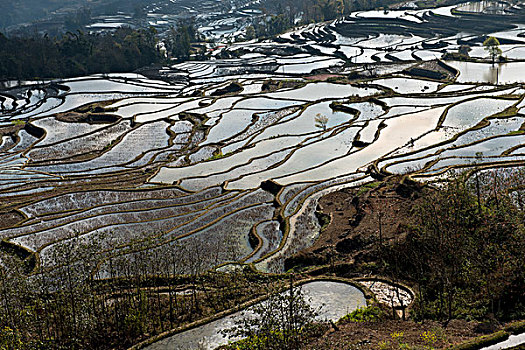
left=166, top=25, right=194, bottom=60
left=483, top=36, right=502, bottom=64
left=223, top=279, right=320, bottom=350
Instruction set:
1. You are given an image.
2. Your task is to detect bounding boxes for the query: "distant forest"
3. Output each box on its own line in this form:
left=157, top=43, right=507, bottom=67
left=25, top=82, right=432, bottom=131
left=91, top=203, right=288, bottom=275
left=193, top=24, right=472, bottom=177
left=0, top=28, right=164, bottom=80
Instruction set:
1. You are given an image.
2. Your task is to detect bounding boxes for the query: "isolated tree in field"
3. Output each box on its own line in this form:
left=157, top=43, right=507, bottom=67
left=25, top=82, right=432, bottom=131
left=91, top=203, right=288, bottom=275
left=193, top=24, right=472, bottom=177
left=314, top=113, right=329, bottom=131
left=483, top=36, right=502, bottom=64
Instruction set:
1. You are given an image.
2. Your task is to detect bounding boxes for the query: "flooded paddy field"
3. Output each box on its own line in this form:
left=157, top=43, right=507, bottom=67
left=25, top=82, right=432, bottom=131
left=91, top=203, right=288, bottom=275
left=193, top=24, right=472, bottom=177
left=144, top=280, right=367, bottom=350
left=1, top=0, right=525, bottom=282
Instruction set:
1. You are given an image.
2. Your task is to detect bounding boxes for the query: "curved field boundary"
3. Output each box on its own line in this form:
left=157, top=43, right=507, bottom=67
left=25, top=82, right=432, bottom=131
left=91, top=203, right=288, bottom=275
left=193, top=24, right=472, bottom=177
left=449, top=321, right=525, bottom=350
left=127, top=276, right=374, bottom=350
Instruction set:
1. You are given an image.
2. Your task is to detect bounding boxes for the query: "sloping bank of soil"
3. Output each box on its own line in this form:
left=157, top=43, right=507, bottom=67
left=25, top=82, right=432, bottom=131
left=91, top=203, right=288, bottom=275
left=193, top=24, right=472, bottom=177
left=304, top=319, right=489, bottom=350
left=284, top=177, right=424, bottom=272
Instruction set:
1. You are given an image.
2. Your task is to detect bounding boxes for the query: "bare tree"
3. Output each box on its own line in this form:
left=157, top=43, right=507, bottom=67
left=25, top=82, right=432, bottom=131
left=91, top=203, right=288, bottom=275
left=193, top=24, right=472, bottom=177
left=314, top=113, right=329, bottom=131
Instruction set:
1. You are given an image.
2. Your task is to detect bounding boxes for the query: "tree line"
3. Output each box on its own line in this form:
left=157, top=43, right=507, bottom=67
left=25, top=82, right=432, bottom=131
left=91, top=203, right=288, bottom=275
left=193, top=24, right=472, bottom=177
left=0, top=19, right=205, bottom=81
left=0, top=233, right=276, bottom=349
left=0, top=27, right=163, bottom=80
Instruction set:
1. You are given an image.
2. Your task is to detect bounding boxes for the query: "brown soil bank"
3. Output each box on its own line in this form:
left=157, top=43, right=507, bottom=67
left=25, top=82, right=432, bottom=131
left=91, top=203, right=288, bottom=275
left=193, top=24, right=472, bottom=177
left=305, top=320, right=489, bottom=350
left=285, top=176, right=423, bottom=272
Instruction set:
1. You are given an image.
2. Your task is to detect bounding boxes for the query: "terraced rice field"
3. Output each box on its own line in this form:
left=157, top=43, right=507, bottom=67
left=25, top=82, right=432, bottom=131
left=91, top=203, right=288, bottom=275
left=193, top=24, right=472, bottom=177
left=144, top=280, right=367, bottom=350
left=1, top=0, right=525, bottom=277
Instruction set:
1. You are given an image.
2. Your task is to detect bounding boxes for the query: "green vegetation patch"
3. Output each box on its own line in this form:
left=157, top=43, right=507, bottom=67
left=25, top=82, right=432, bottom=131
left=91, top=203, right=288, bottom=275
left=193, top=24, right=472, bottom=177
left=339, top=306, right=382, bottom=323
left=505, top=321, right=525, bottom=335
left=357, top=181, right=381, bottom=196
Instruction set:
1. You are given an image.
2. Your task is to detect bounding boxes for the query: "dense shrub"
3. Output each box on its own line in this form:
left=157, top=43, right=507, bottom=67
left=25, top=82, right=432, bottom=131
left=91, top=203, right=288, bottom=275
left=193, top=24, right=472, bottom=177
left=339, top=306, right=382, bottom=323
